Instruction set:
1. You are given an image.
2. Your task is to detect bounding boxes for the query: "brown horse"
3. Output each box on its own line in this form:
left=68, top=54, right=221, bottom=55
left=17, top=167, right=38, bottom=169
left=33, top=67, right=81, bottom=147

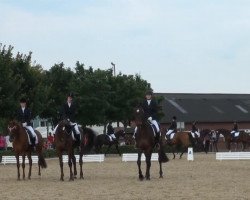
left=54, top=119, right=96, bottom=181
left=216, top=129, right=250, bottom=151
left=134, top=107, right=168, bottom=181
left=8, top=120, right=47, bottom=180
left=168, top=131, right=193, bottom=159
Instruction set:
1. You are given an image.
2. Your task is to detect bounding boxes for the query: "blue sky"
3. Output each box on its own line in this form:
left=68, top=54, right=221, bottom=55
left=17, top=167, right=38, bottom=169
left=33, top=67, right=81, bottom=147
left=1, top=0, right=250, bottom=93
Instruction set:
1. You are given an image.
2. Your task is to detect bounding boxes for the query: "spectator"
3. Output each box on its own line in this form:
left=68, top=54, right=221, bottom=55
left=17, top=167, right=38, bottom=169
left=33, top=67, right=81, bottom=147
left=47, top=132, right=54, bottom=149
left=0, top=134, right=6, bottom=150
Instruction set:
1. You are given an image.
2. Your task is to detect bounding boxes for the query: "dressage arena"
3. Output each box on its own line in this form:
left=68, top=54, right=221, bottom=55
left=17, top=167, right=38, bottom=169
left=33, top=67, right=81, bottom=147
left=0, top=153, right=249, bottom=200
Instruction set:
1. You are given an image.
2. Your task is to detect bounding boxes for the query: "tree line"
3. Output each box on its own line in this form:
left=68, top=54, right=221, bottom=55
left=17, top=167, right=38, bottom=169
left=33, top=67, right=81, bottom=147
left=0, top=44, right=155, bottom=132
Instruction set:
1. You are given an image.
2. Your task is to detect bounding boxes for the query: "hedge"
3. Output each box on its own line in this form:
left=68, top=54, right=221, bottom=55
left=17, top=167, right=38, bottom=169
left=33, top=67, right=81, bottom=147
left=0, top=145, right=182, bottom=160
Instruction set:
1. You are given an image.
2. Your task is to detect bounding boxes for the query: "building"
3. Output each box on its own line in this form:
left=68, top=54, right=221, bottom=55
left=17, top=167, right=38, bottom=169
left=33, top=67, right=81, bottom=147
left=157, top=93, right=250, bottom=131
left=32, top=116, right=53, bottom=138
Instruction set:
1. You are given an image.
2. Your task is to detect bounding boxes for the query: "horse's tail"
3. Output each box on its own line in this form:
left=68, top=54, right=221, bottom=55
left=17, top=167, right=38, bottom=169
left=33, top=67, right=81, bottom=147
left=158, top=144, right=169, bottom=163
left=38, top=154, right=47, bottom=169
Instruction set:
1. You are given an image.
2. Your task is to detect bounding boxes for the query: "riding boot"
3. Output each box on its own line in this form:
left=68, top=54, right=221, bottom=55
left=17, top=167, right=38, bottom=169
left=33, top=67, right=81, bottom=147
left=31, top=137, right=36, bottom=152
left=155, top=132, right=160, bottom=148
left=165, top=134, right=170, bottom=141
left=75, top=134, right=80, bottom=145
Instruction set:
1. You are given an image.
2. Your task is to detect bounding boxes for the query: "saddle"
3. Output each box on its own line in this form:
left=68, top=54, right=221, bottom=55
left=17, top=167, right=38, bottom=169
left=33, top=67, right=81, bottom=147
left=190, top=132, right=200, bottom=138
left=232, top=132, right=240, bottom=138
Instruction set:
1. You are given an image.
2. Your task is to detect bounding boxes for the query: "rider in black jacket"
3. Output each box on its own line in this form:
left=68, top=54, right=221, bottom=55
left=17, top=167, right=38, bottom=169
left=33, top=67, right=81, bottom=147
left=16, top=98, right=37, bottom=147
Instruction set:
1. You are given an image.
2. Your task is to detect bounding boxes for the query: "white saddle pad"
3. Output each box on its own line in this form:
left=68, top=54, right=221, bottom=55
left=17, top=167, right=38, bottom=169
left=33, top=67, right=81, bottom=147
left=234, top=132, right=240, bottom=137
left=170, top=133, right=175, bottom=139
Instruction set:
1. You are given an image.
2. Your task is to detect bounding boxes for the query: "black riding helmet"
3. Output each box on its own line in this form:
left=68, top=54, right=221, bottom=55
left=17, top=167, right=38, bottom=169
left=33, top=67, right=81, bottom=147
left=67, top=92, right=74, bottom=98
left=20, top=98, right=27, bottom=103
left=145, top=90, right=153, bottom=96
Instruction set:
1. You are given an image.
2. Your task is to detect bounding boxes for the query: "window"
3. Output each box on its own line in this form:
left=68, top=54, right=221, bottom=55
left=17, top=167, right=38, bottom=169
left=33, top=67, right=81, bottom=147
left=167, top=99, right=188, bottom=114
left=235, top=105, right=248, bottom=113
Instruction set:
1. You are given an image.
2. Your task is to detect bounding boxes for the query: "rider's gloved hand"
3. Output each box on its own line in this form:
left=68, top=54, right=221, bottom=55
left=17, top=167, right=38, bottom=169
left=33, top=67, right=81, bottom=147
left=22, top=122, right=27, bottom=127
left=148, top=117, right=153, bottom=121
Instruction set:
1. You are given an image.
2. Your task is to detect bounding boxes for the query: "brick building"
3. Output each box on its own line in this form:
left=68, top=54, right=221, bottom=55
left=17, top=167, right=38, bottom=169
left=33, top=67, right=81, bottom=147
left=157, top=93, right=250, bottom=132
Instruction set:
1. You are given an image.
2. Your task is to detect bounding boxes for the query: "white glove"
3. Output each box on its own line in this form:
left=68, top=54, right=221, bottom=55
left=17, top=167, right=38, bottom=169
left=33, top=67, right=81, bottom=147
left=148, top=117, right=153, bottom=121
left=22, top=122, right=27, bottom=127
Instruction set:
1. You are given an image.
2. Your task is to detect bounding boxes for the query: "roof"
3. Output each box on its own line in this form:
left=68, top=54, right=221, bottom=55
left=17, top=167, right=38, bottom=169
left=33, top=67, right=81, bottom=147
left=156, top=93, right=250, bottom=123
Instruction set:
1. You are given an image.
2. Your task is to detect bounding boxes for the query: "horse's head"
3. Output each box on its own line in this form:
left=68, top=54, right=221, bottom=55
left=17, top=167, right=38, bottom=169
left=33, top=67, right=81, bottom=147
left=7, top=120, right=21, bottom=142
left=115, top=129, right=126, bottom=138
left=57, top=119, right=72, bottom=135
left=133, top=107, right=145, bottom=126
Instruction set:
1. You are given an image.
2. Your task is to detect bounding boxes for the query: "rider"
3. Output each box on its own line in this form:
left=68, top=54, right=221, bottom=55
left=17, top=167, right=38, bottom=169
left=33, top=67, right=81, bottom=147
left=60, top=93, right=81, bottom=143
left=107, top=122, right=116, bottom=141
left=191, top=121, right=200, bottom=138
left=16, top=98, right=37, bottom=148
left=134, top=90, right=161, bottom=144
left=141, top=90, right=161, bottom=144
left=231, top=121, right=239, bottom=138
left=165, top=116, right=177, bottom=140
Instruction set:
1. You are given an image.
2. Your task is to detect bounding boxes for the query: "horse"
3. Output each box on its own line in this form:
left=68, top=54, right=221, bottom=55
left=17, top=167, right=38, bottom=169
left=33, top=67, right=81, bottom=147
left=167, top=131, right=193, bottom=159
left=209, top=130, right=220, bottom=152
left=7, top=120, right=47, bottom=180
left=134, top=107, right=168, bottom=181
left=95, top=129, right=125, bottom=156
left=198, top=129, right=213, bottom=153
left=215, top=129, right=250, bottom=151
left=54, top=119, right=96, bottom=181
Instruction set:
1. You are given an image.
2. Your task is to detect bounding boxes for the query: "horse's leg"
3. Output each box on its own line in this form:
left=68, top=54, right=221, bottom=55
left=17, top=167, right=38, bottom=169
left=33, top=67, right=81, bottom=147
left=22, top=155, right=26, bottom=180
left=179, top=146, right=187, bottom=159
left=115, top=144, right=121, bottom=156
left=215, top=142, right=218, bottom=152
left=137, top=151, right=144, bottom=181
left=68, top=150, right=74, bottom=181
left=159, top=159, right=163, bottom=178
left=227, top=142, right=231, bottom=152
left=72, top=154, right=77, bottom=178
left=145, top=151, right=152, bottom=180
left=105, top=144, right=112, bottom=156
left=242, top=142, right=245, bottom=151
left=27, top=152, right=32, bottom=179
left=58, top=152, right=64, bottom=181
left=172, top=145, right=176, bottom=159
left=79, top=148, right=84, bottom=179
left=16, top=154, right=20, bottom=180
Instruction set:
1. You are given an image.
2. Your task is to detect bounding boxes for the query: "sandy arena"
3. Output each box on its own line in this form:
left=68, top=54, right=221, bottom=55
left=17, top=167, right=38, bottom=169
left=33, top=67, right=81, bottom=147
left=0, top=153, right=249, bottom=200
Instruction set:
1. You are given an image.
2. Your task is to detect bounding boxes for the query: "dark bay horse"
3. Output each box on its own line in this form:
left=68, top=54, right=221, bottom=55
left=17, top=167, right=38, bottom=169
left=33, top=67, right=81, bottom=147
left=95, top=129, right=125, bottom=156
left=54, top=119, right=96, bottom=181
left=8, top=121, right=47, bottom=180
left=216, top=129, right=250, bottom=151
left=199, top=129, right=213, bottom=153
left=134, top=107, right=168, bottom=181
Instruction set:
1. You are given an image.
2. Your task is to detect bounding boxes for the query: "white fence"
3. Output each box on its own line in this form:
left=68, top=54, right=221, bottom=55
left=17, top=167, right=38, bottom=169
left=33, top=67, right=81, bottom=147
left=216, top=152, right=250, bottom=160
left=62, top=154, right=105, bottom=163
left=1, top=156, right=38, bottom=165
left=122, top=153, right=158, bottom=162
